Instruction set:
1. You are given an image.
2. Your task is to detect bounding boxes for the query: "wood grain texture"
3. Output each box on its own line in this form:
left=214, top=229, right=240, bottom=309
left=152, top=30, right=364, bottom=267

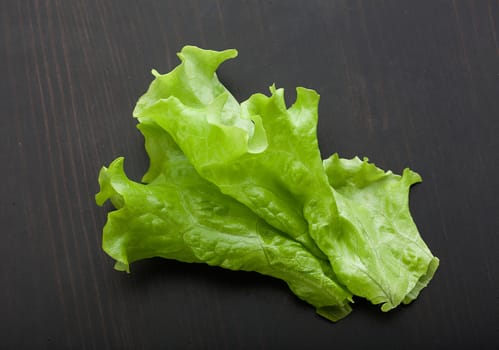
left=1, top=0, right=498, bottom=348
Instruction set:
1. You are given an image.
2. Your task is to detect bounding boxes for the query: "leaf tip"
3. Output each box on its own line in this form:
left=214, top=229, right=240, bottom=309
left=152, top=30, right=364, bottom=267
left=151, top=69, right=161, bottom=77
left=114, top=261, right=130, bottom=273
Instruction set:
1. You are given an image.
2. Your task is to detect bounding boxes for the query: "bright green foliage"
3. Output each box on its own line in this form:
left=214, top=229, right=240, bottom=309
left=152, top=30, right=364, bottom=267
left=97, top=46, right=438, bottom=322
left=134, top=46, right=331, bottom=259
left=97, top=122, right=352, bottom=321
left=324, top=154, right=439, bottom=310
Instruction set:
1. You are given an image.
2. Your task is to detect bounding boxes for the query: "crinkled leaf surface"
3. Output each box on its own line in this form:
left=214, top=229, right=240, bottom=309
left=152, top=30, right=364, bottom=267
left=324, top=154, right=439, bottom=310
left=96, top=122, right=353, bottom=321
left=134, top=46, right=337, bottom=260
left=98, top=45, right=439, bottom=319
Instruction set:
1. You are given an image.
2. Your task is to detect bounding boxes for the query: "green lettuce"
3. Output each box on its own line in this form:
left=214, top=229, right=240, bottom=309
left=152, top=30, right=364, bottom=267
left=324, top=155, right=439, bottom=310
left=97, top=45, right=438, bottom=321
left=133, top=47, right=331, bottom=260
left=96, top=122, right=353, bottom=321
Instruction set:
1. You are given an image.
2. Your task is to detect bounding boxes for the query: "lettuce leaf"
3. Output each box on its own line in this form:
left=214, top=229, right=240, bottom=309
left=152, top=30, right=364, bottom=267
left=96, top=122, right=353, bottom=322
left=97, top=45, right=439, bottom=320
left=324, top=155, right=439, bottom=310
left=134, top=46, right=336, bottom=260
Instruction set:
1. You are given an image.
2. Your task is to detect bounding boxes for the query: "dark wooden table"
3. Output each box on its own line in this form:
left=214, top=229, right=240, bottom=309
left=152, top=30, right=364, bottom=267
left=2, top=1, right=498, bottom=348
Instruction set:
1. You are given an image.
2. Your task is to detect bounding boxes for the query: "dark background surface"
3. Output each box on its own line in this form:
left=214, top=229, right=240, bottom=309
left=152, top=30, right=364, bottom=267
left=2, top=0, right=498, bottom=349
